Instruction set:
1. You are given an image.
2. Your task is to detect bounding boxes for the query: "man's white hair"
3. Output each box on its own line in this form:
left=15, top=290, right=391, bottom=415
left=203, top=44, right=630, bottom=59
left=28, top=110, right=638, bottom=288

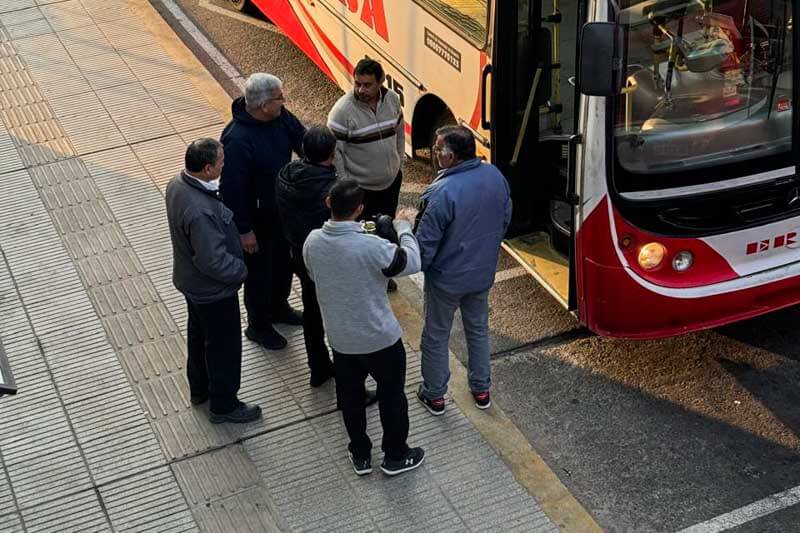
left=245, top=73, right=282, bottom=108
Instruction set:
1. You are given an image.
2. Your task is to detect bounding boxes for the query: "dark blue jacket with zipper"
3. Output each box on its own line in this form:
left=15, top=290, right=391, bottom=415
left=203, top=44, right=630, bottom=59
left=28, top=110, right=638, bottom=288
left=219, top=96, right=305, bottom=235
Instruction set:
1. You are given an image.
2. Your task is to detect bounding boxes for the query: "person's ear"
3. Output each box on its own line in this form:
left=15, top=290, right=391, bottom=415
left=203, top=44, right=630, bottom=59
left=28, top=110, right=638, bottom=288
left=355, top=204, right=365, bottom=218
left=325, top=196, right=332, bottom=209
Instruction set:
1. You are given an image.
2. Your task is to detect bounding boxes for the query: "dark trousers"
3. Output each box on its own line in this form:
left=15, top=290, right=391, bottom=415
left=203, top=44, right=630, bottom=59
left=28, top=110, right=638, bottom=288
left=362, top=170, right=403, bottom=221
left=186, top=294, right=242, bottom=414
left=243, top=221, right=293, bottom=329
left=333, top=339, right=410, bottom=461
left=291, top=249, right=331, bottom=375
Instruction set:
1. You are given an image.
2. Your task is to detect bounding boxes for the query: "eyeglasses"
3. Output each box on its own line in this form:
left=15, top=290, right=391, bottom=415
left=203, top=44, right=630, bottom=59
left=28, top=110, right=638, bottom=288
left=268, top=95, right=286, bottom=103
left=432, top=146, right=451, bottom=155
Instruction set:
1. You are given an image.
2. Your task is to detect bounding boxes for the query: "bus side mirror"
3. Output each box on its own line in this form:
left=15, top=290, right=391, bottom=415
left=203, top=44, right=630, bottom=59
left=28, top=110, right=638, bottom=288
left=577, top=22, right=622, bottom=97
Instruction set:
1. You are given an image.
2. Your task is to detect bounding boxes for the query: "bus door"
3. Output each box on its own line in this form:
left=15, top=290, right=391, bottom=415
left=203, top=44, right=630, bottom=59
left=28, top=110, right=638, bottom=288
left=489, top=0, right=586, bottom=309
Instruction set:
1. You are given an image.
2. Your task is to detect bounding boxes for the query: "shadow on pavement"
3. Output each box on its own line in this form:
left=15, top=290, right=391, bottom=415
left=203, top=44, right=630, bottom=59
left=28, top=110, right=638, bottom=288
left=491, top=349, right=800, bottom=533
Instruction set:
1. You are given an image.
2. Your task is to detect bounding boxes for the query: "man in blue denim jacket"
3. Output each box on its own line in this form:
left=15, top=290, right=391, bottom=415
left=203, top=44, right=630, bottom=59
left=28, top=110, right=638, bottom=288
left=415, top=126, right=512, bottom=415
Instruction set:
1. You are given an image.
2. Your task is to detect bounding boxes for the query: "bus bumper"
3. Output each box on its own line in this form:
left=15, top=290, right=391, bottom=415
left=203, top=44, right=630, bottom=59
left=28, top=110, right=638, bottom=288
left=582, top=260, right=800, bottom=339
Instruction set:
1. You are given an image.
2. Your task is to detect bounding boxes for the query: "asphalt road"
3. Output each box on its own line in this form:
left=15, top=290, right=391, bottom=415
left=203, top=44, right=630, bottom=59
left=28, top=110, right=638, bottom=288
left=153, top=1, right=800, bottom=531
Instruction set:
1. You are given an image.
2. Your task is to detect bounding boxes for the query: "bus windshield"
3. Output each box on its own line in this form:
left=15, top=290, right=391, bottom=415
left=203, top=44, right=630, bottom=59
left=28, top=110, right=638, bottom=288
left=614, top=0, right=793, bottom=190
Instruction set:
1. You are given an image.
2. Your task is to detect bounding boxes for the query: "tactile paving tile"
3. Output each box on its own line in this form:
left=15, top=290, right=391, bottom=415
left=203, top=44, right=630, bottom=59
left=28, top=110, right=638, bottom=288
left=22, top=60, right=92, bottom=101
left=68, top=388, right=165, bottom=484
left=96, top=19, right=156, bottom=51
left=172, top=445, right=260, bottom=505
left=178, top=124, right=226, bottom=145
left=75, top=50, right=138, bottom=90
left=245, top=420, right=380, bottom=532
left=39, top=0, right=95, bottom=33
left=80, top=0, right=137, bottom=25
left=118, top=216, right=174, bottom=272
left=1, top=9, right=53, bottom=42
left=135, top=372, right=191, bottom=420
left=59, top=110, right=127, bottom=155
left=11, top=33, right=69, bottom=67
left=63, top=224, right=129, bottom=261
left=153, top=408, right=233, bottom=460
left=0, top=1, right=35, bottom=15
left=46, top=196, right=116, bottom=235
left=120, top=43, right=184, bottom=81
left=141, top=73, right=218, bottom=115
left=129, top=133, right=186, bottom=189
left=0, top=448, right=20, bottom=517
left=3, top=415, right=93, bottom=511
left=82, top=145, right=166, bottom=222
left=58, top=27, right=115, bottom=59
left=118, top=334, right=184, bottom=384
left=21, top=488, right=110, bottom=533
left=166, top=106, right=224, bottom=134
left=0, top=513, right=23, bottom=533
left=88, top=274, right=161, bottom=315
left=191, top=486, right=285, bottom=533
left=100, top=466, right=197, bottom=533
left=73, top=247, right=144, bottom=287
left=102, top=302, right=179, bottom=350
left=0, top=126, right=24, bottom=174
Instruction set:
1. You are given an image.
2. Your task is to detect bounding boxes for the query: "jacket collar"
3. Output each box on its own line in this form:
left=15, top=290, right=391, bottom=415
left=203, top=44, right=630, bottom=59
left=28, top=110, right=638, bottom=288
left=435, top=158, right=482, bottom=182
left=181, top=171, right=222, bottom=200
left=321, top=220, right=365, bottom=235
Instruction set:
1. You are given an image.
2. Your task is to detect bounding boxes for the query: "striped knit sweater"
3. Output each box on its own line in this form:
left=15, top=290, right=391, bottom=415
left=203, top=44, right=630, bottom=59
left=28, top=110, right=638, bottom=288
left=327, top=87, right=405, bottom=191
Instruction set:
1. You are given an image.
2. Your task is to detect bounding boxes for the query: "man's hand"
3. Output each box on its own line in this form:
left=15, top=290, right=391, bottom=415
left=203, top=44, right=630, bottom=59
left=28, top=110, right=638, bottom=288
left=240, top=231, right=259, bottom=254
left=395, top=207, right=418, bottom=226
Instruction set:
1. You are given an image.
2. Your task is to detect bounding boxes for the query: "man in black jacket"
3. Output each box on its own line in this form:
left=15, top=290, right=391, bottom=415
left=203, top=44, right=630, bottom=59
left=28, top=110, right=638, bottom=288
left=276, top=128, right=381, bottom=409
left=166, top=138, right=261, bottom=424
left=220, top=73, right=305, bottom=350
left=275, top=127, right=337, bottom=386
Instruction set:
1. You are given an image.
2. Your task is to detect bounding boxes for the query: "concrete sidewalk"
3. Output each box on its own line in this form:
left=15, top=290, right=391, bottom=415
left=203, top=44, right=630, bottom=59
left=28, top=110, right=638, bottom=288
left=0, top=1, right=558, bottom=531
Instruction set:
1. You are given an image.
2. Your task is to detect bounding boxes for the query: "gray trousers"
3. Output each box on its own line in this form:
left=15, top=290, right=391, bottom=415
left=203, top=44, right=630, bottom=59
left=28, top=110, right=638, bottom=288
left=420, top=280, right=491, bottom=399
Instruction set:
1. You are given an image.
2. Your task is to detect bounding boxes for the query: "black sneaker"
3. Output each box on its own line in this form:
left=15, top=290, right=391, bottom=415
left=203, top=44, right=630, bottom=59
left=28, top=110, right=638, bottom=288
left=472, top=390, right=491, bottom=410
left=272, top=306, right=303, bottom=326
left=417, top=386, right=445, bottom=416
left=386, top=279, right=398, bottom=292
left=209, top=402, right=262, bottom=424
left=380, top=447, right=425, bottom=476
left=348, top=452, right=372, bottom=476
left=245, top=326, right=287, bottom=350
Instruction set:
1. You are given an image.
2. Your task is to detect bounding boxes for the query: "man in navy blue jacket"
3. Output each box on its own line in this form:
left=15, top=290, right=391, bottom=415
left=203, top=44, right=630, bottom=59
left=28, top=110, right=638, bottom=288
left=414, top=126, right=512, bottom=415
left=220, top=73, right=306, bottom=350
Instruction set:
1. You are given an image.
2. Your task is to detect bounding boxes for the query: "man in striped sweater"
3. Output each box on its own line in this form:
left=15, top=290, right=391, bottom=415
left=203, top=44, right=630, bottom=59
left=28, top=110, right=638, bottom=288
left=327, top=59, right=405, bottom=291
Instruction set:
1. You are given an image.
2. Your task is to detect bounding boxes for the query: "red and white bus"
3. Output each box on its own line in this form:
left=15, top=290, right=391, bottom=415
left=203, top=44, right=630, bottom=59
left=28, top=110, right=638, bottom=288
left=234, top=0, right=798, bottom=339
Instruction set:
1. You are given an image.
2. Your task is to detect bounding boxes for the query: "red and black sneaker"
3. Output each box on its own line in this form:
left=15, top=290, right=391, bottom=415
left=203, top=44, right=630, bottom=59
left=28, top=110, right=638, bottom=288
left=472, top=390, right=491, bottom=410
left=416, top=385, right=445, bottom=416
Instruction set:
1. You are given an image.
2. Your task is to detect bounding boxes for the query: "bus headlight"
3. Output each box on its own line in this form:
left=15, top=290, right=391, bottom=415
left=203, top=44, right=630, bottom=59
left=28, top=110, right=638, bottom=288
left=672, top=251, right=694, bottom=272
left=638, top=242, right=666, bottom=270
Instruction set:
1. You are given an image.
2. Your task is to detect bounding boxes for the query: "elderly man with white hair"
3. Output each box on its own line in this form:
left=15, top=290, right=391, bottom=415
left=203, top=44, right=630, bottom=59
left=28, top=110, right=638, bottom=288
left=220, top=73, right=306, bottom=350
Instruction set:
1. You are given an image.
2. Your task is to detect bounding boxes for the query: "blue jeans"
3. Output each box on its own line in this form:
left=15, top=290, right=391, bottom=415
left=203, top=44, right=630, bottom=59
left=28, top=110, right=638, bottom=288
left=420, top=281, right=490, bottom=399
